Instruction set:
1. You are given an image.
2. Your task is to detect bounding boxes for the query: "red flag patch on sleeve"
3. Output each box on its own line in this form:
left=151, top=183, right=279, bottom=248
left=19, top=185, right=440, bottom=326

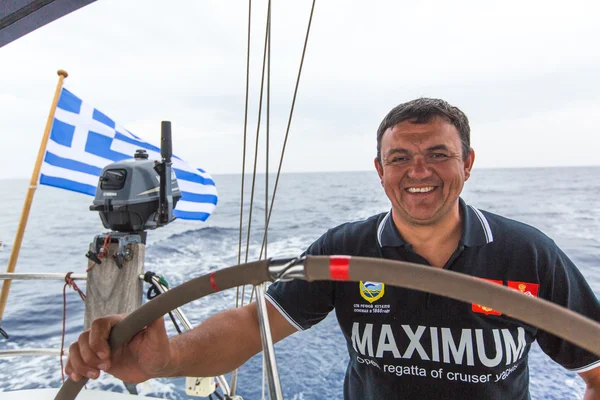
left=472, top=279, right=503, bottom=316
left=508, top=281, right=539, bottom=297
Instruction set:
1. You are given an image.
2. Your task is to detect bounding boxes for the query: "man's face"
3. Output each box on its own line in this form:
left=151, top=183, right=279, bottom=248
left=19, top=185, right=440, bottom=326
left=374, top=117, right=475, bottom=226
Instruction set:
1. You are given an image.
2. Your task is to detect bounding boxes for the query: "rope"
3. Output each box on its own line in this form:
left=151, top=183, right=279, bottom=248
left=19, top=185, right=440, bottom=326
left=68, top=233, right=109, bottom=381
left=60, top=272, right=86, bottom=383
left=145, top=275, right=182, bottom=335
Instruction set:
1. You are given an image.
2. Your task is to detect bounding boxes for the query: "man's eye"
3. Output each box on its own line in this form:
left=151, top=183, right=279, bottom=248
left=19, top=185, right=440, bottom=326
left=430, top=153, right=448, bottom=159
left=391, top=156, right=409, bottom=162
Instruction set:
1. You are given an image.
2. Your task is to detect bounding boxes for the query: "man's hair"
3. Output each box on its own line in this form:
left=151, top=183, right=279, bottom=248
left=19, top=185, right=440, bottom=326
left=376, top=98, right=471, bottom=162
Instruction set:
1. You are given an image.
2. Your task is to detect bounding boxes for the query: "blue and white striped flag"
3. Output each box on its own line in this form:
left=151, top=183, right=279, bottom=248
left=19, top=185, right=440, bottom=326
left=40, top=88, right=218, bottom=221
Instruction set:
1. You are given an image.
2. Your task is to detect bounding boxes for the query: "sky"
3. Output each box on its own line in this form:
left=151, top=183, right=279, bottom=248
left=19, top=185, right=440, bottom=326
left=1, top=0, right=600, bottom=180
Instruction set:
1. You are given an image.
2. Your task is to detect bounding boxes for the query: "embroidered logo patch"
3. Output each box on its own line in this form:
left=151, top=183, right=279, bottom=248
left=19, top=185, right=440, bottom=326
left=359, top=281, right=385, bottom=303
left=472, top=280, right=540, bottom=316
left=508, top=281, right=539, bottom=297
left=472, top=279, right=503, bottom=316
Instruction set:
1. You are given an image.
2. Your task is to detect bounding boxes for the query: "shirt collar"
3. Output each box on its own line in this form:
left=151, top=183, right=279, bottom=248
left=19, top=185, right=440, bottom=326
left=377, top=198, right=494, bottom=248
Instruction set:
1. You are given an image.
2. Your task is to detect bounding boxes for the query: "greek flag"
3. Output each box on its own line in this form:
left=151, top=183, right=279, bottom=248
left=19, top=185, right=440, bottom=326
left=39, top=88, right=218, bottom=221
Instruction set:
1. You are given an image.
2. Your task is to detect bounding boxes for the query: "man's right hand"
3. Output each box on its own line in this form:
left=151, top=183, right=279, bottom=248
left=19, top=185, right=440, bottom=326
left=64, top=301, right=297, bottom=383
left=64, top=314, right=175, bottom=384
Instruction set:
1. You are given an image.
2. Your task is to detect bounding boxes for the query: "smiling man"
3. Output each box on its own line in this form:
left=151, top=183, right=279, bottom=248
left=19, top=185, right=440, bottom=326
left=66, top=98, right=600, bottom=400
left=265, top=99, right=600, bottom=399
left=374, top=112, right=475, bottom=269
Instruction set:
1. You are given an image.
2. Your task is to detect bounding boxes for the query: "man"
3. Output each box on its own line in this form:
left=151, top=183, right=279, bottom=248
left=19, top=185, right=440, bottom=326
left=66, top=98, right=600, bottom=399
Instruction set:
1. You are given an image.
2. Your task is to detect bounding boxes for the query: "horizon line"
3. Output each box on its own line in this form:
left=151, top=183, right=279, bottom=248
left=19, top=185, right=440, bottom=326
left=0, top=164, right=599, bottom=181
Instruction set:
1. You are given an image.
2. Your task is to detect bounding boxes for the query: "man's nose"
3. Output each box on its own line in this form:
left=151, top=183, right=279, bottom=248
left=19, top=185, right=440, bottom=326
left=407, top=157, right=432, bottom=179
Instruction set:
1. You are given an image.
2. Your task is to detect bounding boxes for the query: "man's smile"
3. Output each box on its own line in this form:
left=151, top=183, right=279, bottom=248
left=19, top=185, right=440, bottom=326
left=405, top=186, right=436, bottom=194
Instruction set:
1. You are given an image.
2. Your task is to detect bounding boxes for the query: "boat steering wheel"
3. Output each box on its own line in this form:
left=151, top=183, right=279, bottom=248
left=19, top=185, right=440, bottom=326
left=55, top=255, right=600, bottom=400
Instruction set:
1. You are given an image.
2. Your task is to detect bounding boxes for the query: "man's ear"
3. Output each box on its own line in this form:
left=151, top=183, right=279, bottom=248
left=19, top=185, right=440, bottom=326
left=464, top=148, right=475, bottom=181
left=374, top=157, right=384, bottom=182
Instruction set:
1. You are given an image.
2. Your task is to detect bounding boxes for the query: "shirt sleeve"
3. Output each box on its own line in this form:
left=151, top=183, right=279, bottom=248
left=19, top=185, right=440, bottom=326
left=536, top=243, right=600, bottom=372
left=265, top=231, right=335, bottom=331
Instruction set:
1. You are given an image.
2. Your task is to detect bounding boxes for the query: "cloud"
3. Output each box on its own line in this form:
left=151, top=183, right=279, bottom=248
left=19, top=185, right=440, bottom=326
left=1, top=0, right=599, bottom=179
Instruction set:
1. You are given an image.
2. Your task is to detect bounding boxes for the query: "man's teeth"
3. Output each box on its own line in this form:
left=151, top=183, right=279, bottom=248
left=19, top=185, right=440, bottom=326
left=407, top=186, right=435, bottom=193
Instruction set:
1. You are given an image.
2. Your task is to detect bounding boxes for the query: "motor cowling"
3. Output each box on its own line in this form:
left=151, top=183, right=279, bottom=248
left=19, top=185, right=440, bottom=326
left=90, top=149, right=181, bottom=232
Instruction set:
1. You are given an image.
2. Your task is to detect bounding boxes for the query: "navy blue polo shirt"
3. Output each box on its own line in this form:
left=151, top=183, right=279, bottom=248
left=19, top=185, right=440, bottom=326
left=266, top=198, right=600, bottom=400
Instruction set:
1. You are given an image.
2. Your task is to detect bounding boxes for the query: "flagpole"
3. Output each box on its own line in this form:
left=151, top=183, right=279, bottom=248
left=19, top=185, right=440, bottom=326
left=0, top=70, right=69, bottom=330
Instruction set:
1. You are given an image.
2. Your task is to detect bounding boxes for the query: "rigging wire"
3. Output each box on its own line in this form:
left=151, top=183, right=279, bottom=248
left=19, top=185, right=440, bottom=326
left=258, top=0, right=316, bottom=261
left=233, top=0, right=316, bottom=394
left=231, top=1, right=271, bottom=394
left=240, top=0, right=272, bottom=307
left=249, top=0, right=316, bottom=305
left=235, top=0, right=252, bottom=311
left=265, top=0, right=271, bottom=271
left=261, top=10, right=272, bottom=396
left=232, top=1, right=263, bottom=393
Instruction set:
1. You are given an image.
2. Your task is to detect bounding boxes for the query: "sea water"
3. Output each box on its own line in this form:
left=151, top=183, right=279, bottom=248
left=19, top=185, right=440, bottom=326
left=0, top=167, right=598, bottom=399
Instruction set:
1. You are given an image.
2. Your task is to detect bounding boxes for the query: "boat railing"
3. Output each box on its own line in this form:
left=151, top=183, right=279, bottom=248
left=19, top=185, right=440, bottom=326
left=0, top=273, right=86, bottom=281
left=0, top=348, right=63, bottom=358
left=0, top=271, right=231, bottom=397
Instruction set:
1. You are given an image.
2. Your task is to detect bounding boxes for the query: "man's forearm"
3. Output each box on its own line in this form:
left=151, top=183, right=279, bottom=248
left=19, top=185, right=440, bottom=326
left=579, top=366, right=600, bottom=400
left=164, top=303, right=264, bottom=378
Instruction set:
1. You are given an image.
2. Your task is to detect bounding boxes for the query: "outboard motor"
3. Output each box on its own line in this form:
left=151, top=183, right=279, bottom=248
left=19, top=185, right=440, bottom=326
left=90, top=121, right=181, bottom=232
left=87, top=121, right=181, bottom=268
